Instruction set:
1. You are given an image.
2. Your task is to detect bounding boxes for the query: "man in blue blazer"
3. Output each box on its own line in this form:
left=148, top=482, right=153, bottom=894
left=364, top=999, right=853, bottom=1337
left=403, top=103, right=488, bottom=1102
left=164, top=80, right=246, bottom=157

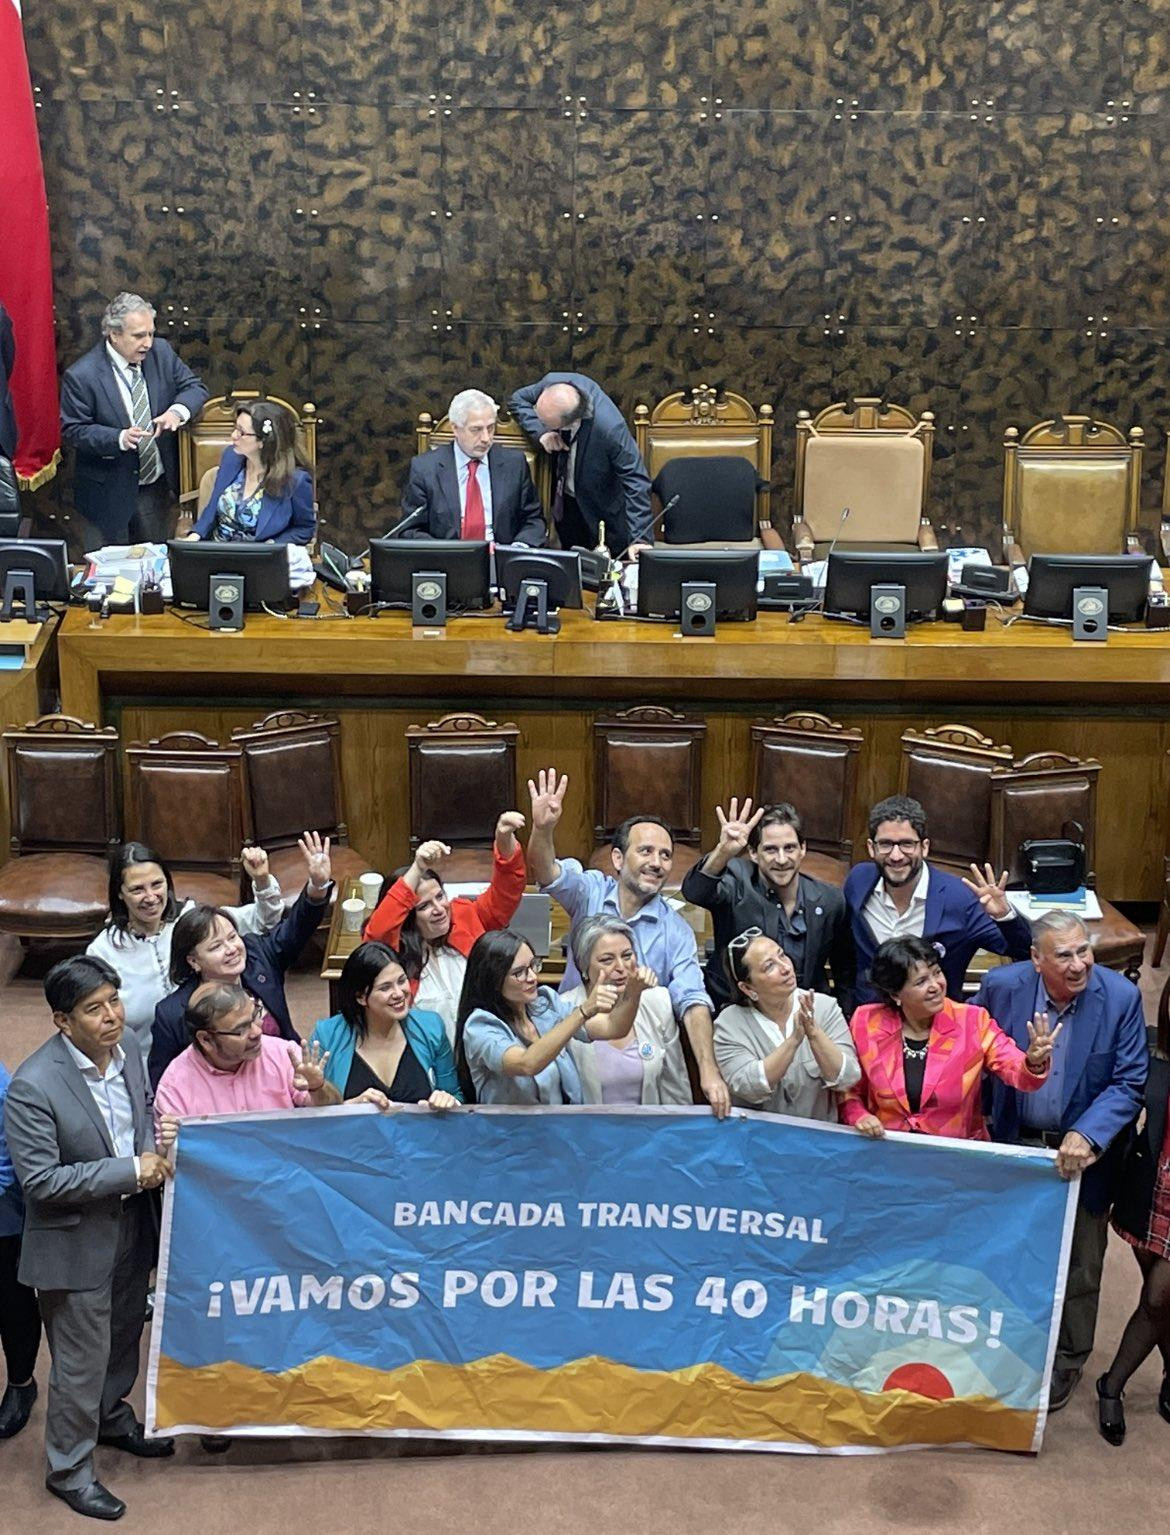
left=974, top=910, right=1148, bottom=1410
left=400, top=388, right=545, bottom=546
left=60, top=292, right=208, bottom=546
left=509, top=371, right=652, bottom=556
left=844, top=794, right=1033, bottom=1005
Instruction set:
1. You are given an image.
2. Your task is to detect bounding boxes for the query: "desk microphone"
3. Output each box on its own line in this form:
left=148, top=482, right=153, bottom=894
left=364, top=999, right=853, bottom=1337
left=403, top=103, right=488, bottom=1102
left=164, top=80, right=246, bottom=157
left=788, top=506, right=849, bottom=623
left=647, top=493, right=680, bottom=542
left=383, top=506, right=428, bottom=539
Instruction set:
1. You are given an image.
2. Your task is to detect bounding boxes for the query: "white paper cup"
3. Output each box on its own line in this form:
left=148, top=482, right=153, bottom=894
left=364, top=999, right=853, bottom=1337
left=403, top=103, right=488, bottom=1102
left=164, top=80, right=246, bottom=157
left=358, top=871, right=382, bottom=910
left=341, top=897, right=366, bottom=934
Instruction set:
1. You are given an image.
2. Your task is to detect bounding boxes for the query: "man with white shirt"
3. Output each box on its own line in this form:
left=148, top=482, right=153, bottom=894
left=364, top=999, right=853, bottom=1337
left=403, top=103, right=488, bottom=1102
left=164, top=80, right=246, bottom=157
left=399, top=388, right=546, bottom=546
left=3, top=956, right=174, bottom=1521
left=843, top=793, right=1033, bottom=1004
left=60, top=292, right=208, bottom=547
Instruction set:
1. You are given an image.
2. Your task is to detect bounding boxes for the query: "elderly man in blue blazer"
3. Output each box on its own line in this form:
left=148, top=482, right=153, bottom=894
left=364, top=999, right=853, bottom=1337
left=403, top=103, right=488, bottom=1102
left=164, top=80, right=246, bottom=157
left=60, top=292, right=208, bottom=547
left=974, top=909, right=1148, bottom=1411
left=844, top=794, right=1033, bottom=1005
left=509, top=370, right=652, bottom=557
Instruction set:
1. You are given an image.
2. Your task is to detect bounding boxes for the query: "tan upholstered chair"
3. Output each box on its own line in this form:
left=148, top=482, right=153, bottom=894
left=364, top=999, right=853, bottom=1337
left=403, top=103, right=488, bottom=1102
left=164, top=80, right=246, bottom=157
left=1002, top=415, right=1143, bottom=566
left=416, top=406, right=553, bottom=520
left=0, top=715, right=120, bottom=941
left=178, top=391, right=318, bottom=519
left=125, top=731, right=246, bottom=908
left=749, top=711, right=863, bottom=885
left=898, top=725, right=1013, bottom=878
left=405, top=712, right=520, bottom=884
left=793, top=397, right=937, bottom=561
left=632, top=383, right=778, bottom=547
left=588, top=706, right=707, bottom=883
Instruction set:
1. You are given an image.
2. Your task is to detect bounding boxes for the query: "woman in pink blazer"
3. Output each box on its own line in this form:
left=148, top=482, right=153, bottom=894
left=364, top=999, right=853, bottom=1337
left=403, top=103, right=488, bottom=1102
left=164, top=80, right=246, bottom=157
left=840, top=936, right=1059, bottom=1140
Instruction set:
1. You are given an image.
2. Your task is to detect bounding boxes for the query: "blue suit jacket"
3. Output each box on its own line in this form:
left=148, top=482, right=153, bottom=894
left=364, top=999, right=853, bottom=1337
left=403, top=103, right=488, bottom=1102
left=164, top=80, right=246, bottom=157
left=973, top=960, right=1148, bottom=1213
left=843, top=861, right=1033, bottom=1004
left=192, top=448, right=315, bottom=545
left=60, top=338, right=209, bottom=537
left=508, top=371, right=652, bottom=548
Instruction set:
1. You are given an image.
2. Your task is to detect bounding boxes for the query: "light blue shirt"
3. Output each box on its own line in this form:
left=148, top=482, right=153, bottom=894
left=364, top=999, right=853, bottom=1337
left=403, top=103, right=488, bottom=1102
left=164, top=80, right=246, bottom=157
left=453, top=443, right=494, bottom=539
left=542, top=858, right=712, bottom=1020
left=63, top=1038, right=139, bottom=1166
left=462, top=987, right=585, bottom=1105
left=1018, top=976, right=1078, bottom=1132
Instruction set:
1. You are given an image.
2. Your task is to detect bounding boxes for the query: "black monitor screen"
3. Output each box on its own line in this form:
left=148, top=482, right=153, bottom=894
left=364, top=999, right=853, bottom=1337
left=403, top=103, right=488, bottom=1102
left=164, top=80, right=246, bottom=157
left=168, top=540, right=291, bottom=610
left=369, top=538, right=492, bottom=612
left=1024, top=553, right=1149, bottom=624
left=0, top=538, right=71, bottom=603
left=494, top=547, right=583, bottom=611
left=824, top=550, right=949, bottom=621
left=636, top=548, right=759, bottom=622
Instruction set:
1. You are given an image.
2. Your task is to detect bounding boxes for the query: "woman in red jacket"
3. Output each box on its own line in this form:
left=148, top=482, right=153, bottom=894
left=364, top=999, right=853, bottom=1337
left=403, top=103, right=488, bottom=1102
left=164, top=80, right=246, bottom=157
left=365, top=811, right=527, bottom=1046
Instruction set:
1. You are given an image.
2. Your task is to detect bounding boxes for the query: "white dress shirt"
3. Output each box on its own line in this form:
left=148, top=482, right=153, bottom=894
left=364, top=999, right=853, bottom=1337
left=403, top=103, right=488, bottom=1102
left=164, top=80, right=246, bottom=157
left=862, top=864, right=931, bottom=944
left=105, top=342, right=190, bottom=460
left=414, top=947, right=468, bottom=1048
left=63, top=1038, right=141, bottom=1182
left=453, top=443, right=494, bottom=539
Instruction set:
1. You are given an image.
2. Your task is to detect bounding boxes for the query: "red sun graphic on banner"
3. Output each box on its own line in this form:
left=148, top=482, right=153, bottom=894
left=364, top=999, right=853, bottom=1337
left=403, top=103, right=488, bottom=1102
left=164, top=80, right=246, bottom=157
left=882, top=1363, right=955, bottom=1400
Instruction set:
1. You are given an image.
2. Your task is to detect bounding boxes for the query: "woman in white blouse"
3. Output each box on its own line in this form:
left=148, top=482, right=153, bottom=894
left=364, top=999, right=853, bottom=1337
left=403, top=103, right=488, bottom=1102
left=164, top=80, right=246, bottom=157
left=86, top=840, right=284, bottom=1066
left=714, top=926, right=860, bottom=1120
left=564, top=914, right=692, bottom=1106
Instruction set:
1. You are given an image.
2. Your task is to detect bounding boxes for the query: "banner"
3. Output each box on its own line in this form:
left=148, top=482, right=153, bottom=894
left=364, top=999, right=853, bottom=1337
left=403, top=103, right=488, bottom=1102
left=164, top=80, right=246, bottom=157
left=147, top=1106, right=1077, bottom=1455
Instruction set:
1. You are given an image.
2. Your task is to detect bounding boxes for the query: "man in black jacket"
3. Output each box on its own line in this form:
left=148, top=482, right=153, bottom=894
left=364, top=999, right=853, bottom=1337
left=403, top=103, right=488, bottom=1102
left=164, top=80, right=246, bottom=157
left=682, top=800, right=856, bottom=1014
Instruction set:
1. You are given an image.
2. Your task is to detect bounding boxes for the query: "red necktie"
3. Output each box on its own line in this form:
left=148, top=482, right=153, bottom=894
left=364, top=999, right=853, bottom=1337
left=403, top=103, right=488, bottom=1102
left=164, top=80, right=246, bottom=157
left=463, top=459, right=485, bottom=540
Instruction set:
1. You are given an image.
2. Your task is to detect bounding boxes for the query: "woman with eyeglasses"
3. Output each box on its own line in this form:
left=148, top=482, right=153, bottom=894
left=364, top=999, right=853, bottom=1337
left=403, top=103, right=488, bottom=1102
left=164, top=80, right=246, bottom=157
left=454, top=928, right=637, bottom=1105
left=309, top=941, right=461, bottom=1108
left=562, top=914, right=691, bottom=1106
left=840, top=935, right=1059, bottom=1140
left=186, top=398, right=314, bottom=545
left=715, top=927, right=859, bottom=1120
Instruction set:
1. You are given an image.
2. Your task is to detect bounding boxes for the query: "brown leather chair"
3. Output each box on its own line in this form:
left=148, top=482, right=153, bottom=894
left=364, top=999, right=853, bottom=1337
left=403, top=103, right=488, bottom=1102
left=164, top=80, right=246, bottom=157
left=1002, top=415, right=1143, bottom=567
left=406, top=712, right=520, bottom=884
left=898, top=724, right=1013, bottom=877
left=991, top=751, right=1144, bottom=984
left=749, top=711, right=863, bottom=885
left=588, top=706, right=706, bottom=883
left=232, top=710, right=374, bottom=907
left=125, top=731, right=246, bottom=908
left=0, top=715, right=120, bottom=941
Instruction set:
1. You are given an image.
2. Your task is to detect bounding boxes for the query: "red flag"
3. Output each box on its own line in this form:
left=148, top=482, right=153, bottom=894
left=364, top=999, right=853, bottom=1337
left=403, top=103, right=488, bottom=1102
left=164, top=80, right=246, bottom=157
left=0, top=0, right=59, bottom=487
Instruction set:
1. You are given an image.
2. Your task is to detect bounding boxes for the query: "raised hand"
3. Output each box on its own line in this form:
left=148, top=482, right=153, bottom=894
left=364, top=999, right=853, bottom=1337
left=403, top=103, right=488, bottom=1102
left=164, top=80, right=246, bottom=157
left=290, top=1039, right=330, bottom=1093
left=1025, top=1009, right=1064, bottom=1069
left=961, top=862, right=1012, bottom=920
left=413, top=838, right=452, bottom=875
left=624, top=964, right=658, bottom=1005
left=299, top=831, right=332, bottom=889
left=584, top=979, right=622, bottom=1019
left=854, top=1113, right=886, bottom=1140
left=715, top=797, right=766, bottom=859
left=494, top=810, right=526, bottom=851
left=240, top=844, right=270, bottom=883
left=527, top=768, right=568, bottom=830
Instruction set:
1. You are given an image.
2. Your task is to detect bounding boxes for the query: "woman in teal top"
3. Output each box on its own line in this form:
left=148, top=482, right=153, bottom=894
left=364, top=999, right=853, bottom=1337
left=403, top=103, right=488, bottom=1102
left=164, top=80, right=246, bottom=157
left=311, top=941, right=462, bottom=1106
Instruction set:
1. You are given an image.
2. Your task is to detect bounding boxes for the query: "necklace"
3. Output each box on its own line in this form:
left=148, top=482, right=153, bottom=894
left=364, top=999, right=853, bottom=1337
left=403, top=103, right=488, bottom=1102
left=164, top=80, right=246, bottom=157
left=901, top=1034, right=930, bottom=1061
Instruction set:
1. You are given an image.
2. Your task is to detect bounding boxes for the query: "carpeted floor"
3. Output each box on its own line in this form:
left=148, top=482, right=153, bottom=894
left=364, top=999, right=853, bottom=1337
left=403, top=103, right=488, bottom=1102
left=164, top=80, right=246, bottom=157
left=0, top=931, right=1166, bottom=1534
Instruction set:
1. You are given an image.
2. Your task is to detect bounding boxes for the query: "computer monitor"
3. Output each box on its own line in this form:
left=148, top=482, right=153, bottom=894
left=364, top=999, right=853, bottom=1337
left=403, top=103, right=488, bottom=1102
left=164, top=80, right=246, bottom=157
left=636, top=548, right=759, bottom=622
left=167, top=540, right=292, bottom=611
left=823, top=550, right=949, bottom=622
left=368, top=538, right=492, bottom=612
left=0, top=538, right=71, bottom=621
left=494, top=547, right=584, bottom=611
left=1024, top=553, right=1149, bottom=625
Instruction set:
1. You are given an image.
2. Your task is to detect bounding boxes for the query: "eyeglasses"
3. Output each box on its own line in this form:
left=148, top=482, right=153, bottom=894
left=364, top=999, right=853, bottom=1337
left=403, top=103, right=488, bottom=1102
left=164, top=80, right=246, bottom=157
left=508, top=960, right=540, bottom=981
left=728, top=926, right=763, bottom=954
left=873, top=838, right=922, bottom=855
left=209, top=999, right=265, bottom=1038
left=230, top=426, right=258, bottom=440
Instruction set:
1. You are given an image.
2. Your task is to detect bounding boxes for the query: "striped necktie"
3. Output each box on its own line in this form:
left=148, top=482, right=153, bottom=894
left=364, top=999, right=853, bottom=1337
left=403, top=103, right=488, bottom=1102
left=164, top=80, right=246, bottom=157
left=128, top=365, right=163, bottom=485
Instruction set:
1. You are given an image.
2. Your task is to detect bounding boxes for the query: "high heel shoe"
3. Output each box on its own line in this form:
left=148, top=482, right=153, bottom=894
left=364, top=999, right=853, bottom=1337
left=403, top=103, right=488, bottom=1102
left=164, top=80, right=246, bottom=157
left=1158, top=1373, right=1170, bottom=1425
left=1096, top=1374, right=1126, bottom=1446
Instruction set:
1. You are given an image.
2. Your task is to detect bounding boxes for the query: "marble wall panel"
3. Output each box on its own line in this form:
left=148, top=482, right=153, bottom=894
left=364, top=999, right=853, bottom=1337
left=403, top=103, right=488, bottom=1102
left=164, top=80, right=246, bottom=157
left=712, top=0, right=849, bottom=111
left=300, top=0, right=440, bottom=106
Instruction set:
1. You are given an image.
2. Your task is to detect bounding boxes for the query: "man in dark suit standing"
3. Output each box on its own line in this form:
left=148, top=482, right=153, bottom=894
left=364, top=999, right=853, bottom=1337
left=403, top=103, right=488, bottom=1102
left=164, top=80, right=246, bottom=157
left=4, top=955, right=175, bottom=1521
left=0, top=300, right=18, bottom=463
left=974, top=911, right=1147, bottom=1412
left=60, top=292, right=208, bottom=548
left=682, top=799, right=856, bottom=1014
left=509, top=371, right=652, bottom=557
left=399, top=388, right=546, bottom=545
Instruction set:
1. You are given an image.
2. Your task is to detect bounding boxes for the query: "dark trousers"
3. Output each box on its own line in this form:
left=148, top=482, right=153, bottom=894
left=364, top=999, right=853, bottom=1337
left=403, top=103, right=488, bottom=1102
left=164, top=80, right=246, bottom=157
left=37, top=1198, right=152, bottom=1491
left=82, top=477, right=175, bottom=550
left=554, top=492, right=625, bottom=558
left=1055, top=1200, right=1111, bottom=1377
left=0, top=1231, right=41, bottom=1383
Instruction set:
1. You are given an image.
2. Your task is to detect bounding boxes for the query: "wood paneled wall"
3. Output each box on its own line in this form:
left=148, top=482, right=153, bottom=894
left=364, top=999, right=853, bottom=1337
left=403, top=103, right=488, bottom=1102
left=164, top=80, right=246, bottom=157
left=24, top=2, right=1170, bottom=554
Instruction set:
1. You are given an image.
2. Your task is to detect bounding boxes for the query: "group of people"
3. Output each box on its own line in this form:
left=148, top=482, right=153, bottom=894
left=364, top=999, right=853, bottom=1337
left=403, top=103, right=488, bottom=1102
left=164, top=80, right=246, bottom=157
left=0, top=776, right=1165, bottom=1518
left=56, top=290, right=656, bottom=561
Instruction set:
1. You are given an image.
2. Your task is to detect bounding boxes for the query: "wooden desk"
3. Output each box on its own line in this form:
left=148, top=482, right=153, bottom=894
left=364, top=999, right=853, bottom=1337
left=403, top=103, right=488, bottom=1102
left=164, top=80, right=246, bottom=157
left=57, top=604, right=1170, bottom=899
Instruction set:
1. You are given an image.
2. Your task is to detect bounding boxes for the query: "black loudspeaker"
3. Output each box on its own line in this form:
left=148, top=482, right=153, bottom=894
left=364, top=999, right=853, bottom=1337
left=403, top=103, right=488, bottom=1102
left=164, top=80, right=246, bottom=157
left=680, top=580, right=716, bottom=636
left=1071, top=585, right=1108, bottom=642
left=208, top=573, right=244, bottom=631
left=507, top=577, right=558, bottom=634
left=869, top=583, right=906, bottom=638
left=412, top=570, right=447, bottom=627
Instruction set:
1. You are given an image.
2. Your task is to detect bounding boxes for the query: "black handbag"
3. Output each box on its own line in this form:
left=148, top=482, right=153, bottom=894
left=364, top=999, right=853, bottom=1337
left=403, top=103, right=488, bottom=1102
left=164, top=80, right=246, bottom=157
left=0, top=454, right=19, bottom=516
left=1020, top=821, right=1086, bottom=894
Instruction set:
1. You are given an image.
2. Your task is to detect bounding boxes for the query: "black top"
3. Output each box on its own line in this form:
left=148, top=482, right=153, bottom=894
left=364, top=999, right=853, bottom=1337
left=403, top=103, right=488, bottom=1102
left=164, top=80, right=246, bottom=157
left=344, top=1039, right=432, bottom=1104
left=903, top=1048, right=927, bottom=1117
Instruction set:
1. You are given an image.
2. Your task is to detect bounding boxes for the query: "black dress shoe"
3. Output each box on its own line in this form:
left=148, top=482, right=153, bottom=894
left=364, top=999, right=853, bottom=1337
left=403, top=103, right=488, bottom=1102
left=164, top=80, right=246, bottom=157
left=97, top=1422, right=175, bottom=1458
left=1047, top=1366, right=1081, bottom=1411
left=0, top=1379, right=37, bottom=1439
left=47, top=1481, right=126, bottom=1521
left=1159, top=1372, right=1170, bottom=1424
left=1096, top=1374, right=1126, bottom=1446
